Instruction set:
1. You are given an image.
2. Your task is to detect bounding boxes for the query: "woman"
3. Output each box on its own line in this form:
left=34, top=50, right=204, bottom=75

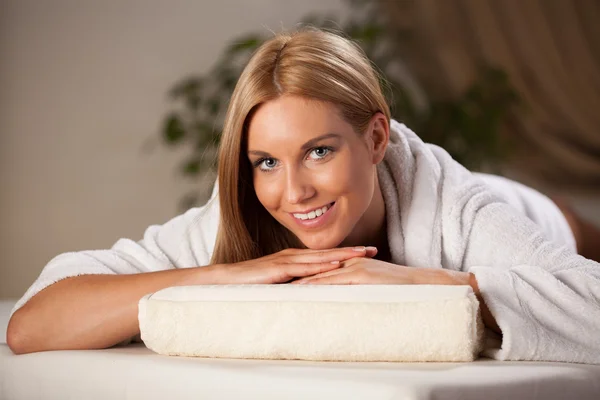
left=7, top=29, right=600, bottom=363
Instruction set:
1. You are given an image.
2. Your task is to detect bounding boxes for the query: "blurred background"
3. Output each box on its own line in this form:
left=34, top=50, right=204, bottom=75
left=1, top=0, right=599, bottom=300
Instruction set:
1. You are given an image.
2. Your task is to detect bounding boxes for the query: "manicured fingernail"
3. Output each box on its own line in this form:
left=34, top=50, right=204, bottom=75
left=353, top=246, right=366, bottom=251
left=331, top=260, right=340, bottom=264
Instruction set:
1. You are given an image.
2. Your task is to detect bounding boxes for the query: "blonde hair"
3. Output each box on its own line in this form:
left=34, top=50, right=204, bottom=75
left=210, top=28, right=391, bottom=265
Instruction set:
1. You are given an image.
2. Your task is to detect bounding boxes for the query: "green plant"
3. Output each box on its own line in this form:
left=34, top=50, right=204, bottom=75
left=161, top=0, right=519, bottom=211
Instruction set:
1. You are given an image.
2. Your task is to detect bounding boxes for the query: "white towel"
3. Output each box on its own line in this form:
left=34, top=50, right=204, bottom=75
left=139, top=284, right=484, bottom=362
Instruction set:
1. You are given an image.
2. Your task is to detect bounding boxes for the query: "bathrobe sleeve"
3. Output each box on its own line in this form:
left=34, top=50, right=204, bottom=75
left=10, top=192, right=221, bottom=317
left=465, top=201, right=600, bottom=364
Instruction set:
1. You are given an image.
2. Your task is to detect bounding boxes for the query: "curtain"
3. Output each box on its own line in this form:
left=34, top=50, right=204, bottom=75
left=380, top=0, right=600, bottom=192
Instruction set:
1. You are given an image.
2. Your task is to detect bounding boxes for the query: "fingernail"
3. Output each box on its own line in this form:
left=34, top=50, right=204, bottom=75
left=353, top=246, right=366, bottom=252
left=331, top=260, right=340, bottom=264
left=366, top=246, right=377, bottom=251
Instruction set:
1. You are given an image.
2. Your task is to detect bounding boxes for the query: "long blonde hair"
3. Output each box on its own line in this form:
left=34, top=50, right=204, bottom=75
left=210, top=28, right=391, bottom=265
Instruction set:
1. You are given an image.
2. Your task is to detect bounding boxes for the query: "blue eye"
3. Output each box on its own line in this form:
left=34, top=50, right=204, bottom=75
left=308, top=146, right=332, bottom=160
left=256, top=158, right=278, bottom=172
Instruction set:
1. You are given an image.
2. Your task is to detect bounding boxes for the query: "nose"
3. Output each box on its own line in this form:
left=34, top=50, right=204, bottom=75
left=284, top=166, right=315, bottom=205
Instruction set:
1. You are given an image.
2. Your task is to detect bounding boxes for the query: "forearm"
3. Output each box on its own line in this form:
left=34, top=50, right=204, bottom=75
left=7, top=265, right=219, bottom=354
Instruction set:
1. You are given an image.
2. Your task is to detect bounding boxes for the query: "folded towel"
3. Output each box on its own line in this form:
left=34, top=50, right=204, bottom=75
left=138, top=284, right=484, bottom=362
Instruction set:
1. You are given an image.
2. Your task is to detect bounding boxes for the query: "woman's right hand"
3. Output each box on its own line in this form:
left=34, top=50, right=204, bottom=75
left=211, top=246, right=377, bottom=284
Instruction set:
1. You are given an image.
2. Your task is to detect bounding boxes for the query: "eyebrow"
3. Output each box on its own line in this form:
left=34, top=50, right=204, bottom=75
left=247, top=133, right=342, bottom=157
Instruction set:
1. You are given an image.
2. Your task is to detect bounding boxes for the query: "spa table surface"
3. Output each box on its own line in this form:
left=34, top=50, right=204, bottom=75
left=2, top=301, right=599, bottom=400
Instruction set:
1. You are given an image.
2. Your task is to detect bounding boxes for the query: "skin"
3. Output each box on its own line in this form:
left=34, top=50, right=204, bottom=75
left=247, top=95, right=501, bottom=334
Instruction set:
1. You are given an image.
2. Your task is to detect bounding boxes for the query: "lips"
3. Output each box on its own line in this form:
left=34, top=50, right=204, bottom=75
left=287, top=201, right=337, bottom=231
left=291, top=202, right=334, bottom=221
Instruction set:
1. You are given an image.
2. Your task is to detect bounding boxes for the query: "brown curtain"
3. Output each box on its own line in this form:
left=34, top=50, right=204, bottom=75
left=380, top=0, right=600, bottom=193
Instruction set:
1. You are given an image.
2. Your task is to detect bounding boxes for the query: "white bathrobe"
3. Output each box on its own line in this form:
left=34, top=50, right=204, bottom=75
left=12, top=120, right=600, bottom=364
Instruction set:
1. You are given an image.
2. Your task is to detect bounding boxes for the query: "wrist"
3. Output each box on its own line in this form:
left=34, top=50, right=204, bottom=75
left=427, top=269, right=472, bottom=286
left=179, top=264, right=225, bottom=286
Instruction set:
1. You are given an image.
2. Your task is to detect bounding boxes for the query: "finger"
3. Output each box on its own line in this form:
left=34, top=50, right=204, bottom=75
left=290, top=256, right=363, bottom=283
left=286, top=246, right=372, bottom=264
left=364, top=246, right=378, bottom=258
left=292, top=270, right=362, bottom=285
left=291, top=265, right=354, bottom=283
left=284, top=261, right=345, bottom=279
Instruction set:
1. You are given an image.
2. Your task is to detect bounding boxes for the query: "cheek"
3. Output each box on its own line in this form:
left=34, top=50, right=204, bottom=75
left=327, top=153, right=373, bottom=199
left=319, top=166, right=355, bottom=194
left=253, top=175, right=281, bottom=210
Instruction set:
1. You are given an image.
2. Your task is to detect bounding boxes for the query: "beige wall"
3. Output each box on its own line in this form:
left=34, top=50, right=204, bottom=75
left=0, top=0, right=347, bottom=299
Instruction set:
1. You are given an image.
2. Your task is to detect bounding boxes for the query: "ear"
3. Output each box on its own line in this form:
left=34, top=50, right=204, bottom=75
left=365, top=113, right=389, bottom=164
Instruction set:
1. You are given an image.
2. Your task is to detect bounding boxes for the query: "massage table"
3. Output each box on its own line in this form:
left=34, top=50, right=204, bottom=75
left=1, top=299, right=599, bottom=399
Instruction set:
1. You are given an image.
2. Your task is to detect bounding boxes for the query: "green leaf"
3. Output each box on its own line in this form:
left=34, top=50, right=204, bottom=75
left=194, top=125, right=222, bottom=149
left=348, top=23, right=382, bottom=44
left=215, top=67, right=241, bottom=92
left=169, top=77, right=203, bottom=100
left=361, top=24, right=383, bottom=42
left=163, top=114, right=185, bottom=144
left=182, top=159, right=201, bottom=176
left=223, top=75, right=238, bottom=91
left=193, top=122, right=217, bottom=146
left=207, top=97, right=221, bottom=117
left=226, top=35, right=262, bottom=55
left=186, top=94, right=202, bottom=111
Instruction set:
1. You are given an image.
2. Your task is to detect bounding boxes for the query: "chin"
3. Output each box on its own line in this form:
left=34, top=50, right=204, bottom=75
left=298, top=233, right=344, bottom=250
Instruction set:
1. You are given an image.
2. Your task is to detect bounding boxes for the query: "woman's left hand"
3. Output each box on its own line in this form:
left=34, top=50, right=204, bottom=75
left=290, top=257, right=470, bottom=286
left=290, top=257, right=500, bottom=333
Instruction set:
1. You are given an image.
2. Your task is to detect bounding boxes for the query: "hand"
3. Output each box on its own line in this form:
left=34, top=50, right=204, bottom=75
left=291, top=257, right=471, bottom=286
left=289, top=258, right=500, bottom=335
left=212, top=246, right=378, bottom=284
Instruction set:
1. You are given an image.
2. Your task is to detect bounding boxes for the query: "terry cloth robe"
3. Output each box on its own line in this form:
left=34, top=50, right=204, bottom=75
left=11, top=120, right=600, bottom=364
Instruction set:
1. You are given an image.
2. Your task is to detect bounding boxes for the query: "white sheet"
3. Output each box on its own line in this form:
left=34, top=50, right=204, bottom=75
left=2, top=300, right=600, bottom=399
left=2, top=343, right=600, bottom=400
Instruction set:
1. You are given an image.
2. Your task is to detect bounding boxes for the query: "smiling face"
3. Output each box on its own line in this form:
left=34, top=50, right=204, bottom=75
left=246, top=95, right=388, bottom=250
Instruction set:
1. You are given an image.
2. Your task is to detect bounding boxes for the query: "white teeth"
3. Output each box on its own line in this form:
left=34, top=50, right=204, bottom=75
left=293, top=203, right=332, bottom=220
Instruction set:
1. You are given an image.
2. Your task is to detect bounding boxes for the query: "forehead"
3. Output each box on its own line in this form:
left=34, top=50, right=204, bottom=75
left=246, top=96, right=351, bottom=150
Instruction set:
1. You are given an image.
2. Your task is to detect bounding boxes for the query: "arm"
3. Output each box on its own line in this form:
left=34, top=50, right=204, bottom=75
left=7, top=197, right=221, bottom=354
left=7, top=245, right=373, bottom=355
left=7, top=266, right=219, bottom=354
left=465, top=202, right=600, bottom=364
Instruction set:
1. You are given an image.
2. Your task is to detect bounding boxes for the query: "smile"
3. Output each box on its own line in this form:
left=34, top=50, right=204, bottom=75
left=292, top=202, right=334, bottom=220
left=288, top=202, right=337, bottom=230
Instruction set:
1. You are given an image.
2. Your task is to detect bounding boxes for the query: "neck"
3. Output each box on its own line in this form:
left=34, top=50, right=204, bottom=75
left=342, top=172, right=390, bottom=261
